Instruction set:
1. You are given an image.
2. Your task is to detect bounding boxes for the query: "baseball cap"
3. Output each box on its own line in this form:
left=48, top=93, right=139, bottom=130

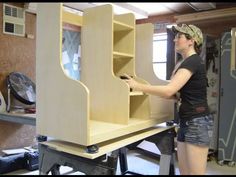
left=172, top=24, right=203, bottom=46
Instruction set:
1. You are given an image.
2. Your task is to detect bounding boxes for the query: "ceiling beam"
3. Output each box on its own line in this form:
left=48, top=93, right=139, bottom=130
left=175, top=7, right=236, bottom=23
left=187, top=2, right=216, bottom=11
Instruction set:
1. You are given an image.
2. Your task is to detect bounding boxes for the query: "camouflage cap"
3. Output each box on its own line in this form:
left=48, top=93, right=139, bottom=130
left=172, top=24, right=203, bottom=46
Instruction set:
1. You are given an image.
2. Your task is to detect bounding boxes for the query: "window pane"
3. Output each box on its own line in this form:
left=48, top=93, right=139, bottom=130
left=153, top=33, right=167, bottom=80
left=153, top=40, right=167, bottom=62
left=153, top=63, right=166, bottom=80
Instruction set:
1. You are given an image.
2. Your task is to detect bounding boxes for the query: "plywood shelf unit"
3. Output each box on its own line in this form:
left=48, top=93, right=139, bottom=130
left=36, top=3, right=173, bottom=147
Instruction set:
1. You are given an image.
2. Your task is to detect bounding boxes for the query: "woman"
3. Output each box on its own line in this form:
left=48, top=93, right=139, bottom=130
left=125, top=24, right=213, bottom=175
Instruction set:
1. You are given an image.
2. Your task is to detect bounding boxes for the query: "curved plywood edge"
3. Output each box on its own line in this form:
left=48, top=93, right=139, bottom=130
left=36, top=3, right=89, bottom=145
left=114, top=13, right=135, bottom=28
left=81, top=4, right=130, bottom=124
left=135, top=23, right=174, bottom=121
left=134, top=77, right=150, bottom=84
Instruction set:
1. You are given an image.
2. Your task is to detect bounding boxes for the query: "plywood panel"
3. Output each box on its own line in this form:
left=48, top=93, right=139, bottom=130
left=135, top=23, right=174, bottom=121
left=36, top=3, right=89, bottom=146
left=89, top=116, right=169, bottom=144
left=62, top=10, right=83, bottom=26
left=81, top=5, right=130, bottom=124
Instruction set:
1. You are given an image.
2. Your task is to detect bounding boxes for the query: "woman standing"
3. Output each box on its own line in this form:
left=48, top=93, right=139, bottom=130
left=125, top=24, right=213, bottom=175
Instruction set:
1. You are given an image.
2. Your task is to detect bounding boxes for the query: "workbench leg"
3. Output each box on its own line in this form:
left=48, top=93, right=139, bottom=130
left=145, top=128, right=176, bottom=175
left=118, top=147, right=141, bottom=175
left=38, top=143, right=61, bottom=175
left=38, top=143, right=118, bottom=175
left=159, top=153, right=175, bottom=175
left=119, top=148, right=128, bottom=174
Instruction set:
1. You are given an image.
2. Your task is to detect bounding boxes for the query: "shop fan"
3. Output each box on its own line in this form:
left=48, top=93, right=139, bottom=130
left=6, top=72, right=36, bottom=112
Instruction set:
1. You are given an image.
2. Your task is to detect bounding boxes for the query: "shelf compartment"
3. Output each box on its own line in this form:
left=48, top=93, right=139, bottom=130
left=113, top=57, right=134, bottom=76
left=130, top=95, right=150, bottom=119
left=113, top=30, right=134, bottom=55
left=113, top=20, right=134, bottom=32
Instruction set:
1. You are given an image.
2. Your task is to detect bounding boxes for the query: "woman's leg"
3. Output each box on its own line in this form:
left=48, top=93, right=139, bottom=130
left=177, top=141, right=189, bottom=175
left=185, top=143, right=209, bottom=175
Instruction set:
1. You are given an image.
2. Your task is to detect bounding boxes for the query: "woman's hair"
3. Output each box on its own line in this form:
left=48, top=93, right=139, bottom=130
left=184, top=33, right=202, bottom=55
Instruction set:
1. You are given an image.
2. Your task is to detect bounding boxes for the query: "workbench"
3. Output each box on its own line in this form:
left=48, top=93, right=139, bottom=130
left=0, top=112, right=36, bottom=126
left=38, top=124, right=176, bottom=175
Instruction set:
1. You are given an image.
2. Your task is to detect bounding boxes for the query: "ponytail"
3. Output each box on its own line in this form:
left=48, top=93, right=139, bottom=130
left=194, top=43, right=202, bottom=55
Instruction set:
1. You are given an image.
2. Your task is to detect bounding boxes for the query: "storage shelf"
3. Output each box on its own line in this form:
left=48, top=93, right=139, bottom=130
left=37, top=4, right=173, bottom=147
left=113, top=20, right=134, bottom=32
left=113, top=51, right=134, bottom=59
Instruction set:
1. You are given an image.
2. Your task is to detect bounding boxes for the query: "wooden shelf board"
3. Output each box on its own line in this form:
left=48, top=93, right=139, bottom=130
left=89, top=116, right=169, bottom=145
left=113, top=20, right=134, bottom=31
left=129, top=91, right=143, bottom=96
left=113, top=51, right=134, bottom=59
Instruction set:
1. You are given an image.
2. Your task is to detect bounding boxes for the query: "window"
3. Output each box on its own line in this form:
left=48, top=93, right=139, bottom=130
left=153, top=33, right=167, bottom=80
left=3, top=3, right=25, bottom=37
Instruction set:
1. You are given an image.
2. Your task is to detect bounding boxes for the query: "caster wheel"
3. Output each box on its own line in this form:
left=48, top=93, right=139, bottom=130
left=37, top=135, right=47, bottom=142
left=217, top=160, right=224, bottom=166
left=228, top=161, right=235, bottom=167
left=166, top=121, right=174, bottom=126
left=86, top=145, right=99, bottom=154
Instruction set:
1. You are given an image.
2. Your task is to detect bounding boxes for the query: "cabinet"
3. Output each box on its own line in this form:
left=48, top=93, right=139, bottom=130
left=36, top=3, right=173, bottom=147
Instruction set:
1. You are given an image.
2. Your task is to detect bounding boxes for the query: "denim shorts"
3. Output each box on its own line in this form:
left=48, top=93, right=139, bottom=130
left=177, top=115, right=214, bottom=146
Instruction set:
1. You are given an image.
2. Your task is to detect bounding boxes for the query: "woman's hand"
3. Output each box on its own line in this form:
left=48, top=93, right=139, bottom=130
left=123, top=74, right=139, bottom=91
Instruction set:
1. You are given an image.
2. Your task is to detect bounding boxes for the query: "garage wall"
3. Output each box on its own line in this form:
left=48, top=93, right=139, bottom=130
left=0, top=3, right=36, bottom=154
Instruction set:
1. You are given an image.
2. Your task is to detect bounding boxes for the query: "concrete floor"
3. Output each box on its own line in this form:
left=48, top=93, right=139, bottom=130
left=4, top=149, right=236, bottom=175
